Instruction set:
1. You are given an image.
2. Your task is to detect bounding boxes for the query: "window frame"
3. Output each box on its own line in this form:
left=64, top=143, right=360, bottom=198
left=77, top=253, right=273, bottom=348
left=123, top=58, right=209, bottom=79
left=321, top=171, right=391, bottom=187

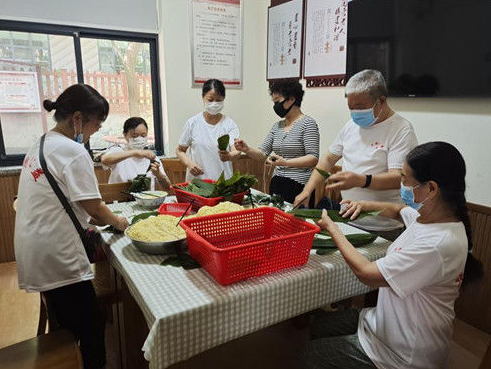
left=0, top=20, right=164, bottom=166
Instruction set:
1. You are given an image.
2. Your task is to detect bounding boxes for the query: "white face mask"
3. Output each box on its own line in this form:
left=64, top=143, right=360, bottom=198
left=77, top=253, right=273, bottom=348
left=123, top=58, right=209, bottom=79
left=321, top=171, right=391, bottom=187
left=204, top=101, right=224, bottom=115
left=127, top=136, right=147, bottom=150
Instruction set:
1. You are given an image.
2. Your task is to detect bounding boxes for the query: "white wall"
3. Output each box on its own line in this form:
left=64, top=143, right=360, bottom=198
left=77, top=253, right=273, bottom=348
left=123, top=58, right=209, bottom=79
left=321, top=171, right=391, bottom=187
left=301, top=85, right=491, bottom=206
left=0, top=0, right=158, bottom=33
left=3, top=0, right=490, bottom=206
left=158, top=0, right=275, bottom=154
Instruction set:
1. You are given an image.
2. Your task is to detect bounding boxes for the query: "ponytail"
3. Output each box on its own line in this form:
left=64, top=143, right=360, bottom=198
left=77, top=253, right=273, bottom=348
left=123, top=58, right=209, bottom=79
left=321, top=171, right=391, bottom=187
left=441, top=189, right=483, bottom=285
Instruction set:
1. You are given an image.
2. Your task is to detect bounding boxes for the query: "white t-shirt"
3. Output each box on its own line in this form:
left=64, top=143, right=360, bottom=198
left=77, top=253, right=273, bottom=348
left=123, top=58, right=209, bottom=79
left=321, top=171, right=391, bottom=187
left=358, top=207, right=468, bottom=369
left=104, top=145, right=166, bottom=190
left=329, top=113, right=418, bottom=203
left=15, top=131, right=101, bottom=292
left=178, top=112, right=239, bottom=181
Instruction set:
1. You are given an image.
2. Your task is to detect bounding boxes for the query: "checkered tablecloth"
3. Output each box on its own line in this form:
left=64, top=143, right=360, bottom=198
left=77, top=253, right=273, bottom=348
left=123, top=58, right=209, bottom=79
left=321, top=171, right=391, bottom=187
left=101, top=201, right=390, bottom=369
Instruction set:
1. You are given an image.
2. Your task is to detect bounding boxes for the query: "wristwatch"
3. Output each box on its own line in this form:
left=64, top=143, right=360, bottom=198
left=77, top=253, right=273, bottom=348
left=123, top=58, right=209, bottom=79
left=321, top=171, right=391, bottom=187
left=362, top=174, right=372, bottom=188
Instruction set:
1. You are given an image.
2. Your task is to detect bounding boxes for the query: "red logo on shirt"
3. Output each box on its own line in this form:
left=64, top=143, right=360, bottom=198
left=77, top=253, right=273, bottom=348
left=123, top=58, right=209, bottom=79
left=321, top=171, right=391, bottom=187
left=455, top=272, right=464, bottom=287
left=30, top=168, right=44, bottom=182
left=395, top=247, right=403, bottom=252
left=371, top=142, right=385, bottom=149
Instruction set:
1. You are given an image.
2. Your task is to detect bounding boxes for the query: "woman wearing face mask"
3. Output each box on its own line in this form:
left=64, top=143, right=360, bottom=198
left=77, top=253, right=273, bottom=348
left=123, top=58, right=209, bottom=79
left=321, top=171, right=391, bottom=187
left=301, top=141, right=482, bottom=369
left=101, top=117, right=170, bottom=190
left=15, top=84, right=129, bottom=369
left=235, top=80, right=319, bottom=206
left=176, top=79, right=240, bottom=181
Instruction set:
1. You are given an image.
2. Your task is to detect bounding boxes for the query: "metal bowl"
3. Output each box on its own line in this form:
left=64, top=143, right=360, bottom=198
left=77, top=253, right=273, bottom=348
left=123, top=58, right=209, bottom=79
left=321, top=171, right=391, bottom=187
left=124, top=226, right=188, bottom=255
left=133, top=191, right=168, bottom=208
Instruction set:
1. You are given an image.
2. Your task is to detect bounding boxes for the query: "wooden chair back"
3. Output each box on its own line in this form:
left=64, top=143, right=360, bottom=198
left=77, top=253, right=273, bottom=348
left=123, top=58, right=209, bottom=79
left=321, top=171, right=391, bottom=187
left=98, top=182, right=132, bottom=204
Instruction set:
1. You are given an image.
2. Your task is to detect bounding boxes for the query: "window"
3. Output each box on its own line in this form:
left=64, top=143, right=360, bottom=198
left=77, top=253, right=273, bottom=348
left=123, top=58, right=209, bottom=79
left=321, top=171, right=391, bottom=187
left=82, top=39, right=155, bottom=151
left=0, top=20, right=163, bottom=166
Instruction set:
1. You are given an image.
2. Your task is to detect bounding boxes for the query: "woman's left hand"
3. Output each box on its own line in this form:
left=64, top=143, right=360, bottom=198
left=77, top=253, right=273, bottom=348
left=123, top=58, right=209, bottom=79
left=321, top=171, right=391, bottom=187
left=318, top=209, right=343, bottom=238
left=150, top=160, right=161, bottom=176
left=218, top=150, right=231, bottom=162
left=266, top=154, right=287, bottom=167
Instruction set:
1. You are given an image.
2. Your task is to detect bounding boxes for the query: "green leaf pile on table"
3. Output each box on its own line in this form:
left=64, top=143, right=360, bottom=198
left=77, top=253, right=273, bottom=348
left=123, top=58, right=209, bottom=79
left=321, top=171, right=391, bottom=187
left=175, top=171, right=258, bottom=201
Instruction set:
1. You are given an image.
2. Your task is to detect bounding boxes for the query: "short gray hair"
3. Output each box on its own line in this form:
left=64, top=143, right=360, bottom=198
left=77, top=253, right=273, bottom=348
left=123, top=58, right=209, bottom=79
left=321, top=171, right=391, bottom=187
left=345, top=69, right=388, bottom=100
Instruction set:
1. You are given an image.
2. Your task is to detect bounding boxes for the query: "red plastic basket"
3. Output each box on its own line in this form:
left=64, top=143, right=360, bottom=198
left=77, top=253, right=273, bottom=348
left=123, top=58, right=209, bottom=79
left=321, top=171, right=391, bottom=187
left=157, top=203, right=192, bottom=217
left=180, top=207, right=320, bottom=285
left=171, top=179, right=246, bottom=211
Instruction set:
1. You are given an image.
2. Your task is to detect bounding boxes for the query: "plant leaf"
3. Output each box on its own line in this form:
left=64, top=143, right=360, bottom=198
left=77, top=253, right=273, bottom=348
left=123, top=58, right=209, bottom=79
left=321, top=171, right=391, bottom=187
left=217, top=134, right=230, bottom=150
left=160, top=255, right=182, bottom=267
left=159, top=253, right=201, bottom=269
left=315, top=167, right=330, bottom=179
left=290, top=209, right=382, bottom=222
left=131, top=211, right=158, bottom=224
left=313, top=233, right=378, bottom=250
left=178, top=253, right=201, bottom=269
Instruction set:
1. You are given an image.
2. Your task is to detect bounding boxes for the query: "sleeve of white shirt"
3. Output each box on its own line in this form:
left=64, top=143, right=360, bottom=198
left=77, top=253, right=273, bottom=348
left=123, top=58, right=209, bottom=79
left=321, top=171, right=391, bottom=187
left=328, top=123, right=347, bottom=157
left=377, top=237, right=445, bottom=299
left=387, top=125, right=418, bottom=169
left=101, top=145, right=123, bottom=170
left=63, top=153, right=101, bottom=202
left=178, top=119, right=193, bottom=147
left=228, top=120, right=240, bottom=150
left=399, top=206, right=420, bottom=227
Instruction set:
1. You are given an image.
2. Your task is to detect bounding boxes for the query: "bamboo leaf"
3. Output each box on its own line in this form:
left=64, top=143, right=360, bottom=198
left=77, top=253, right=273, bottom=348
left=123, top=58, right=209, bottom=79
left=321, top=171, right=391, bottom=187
left=131, top=211, right=158, bottom=225
left=315, top=167, right=330, bottom=179
left=217, top=134, right=230, bottom=150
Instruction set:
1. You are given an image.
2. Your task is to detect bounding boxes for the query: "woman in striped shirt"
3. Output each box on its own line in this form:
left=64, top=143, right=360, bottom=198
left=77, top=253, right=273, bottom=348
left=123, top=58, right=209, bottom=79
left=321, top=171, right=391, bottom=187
left=235, top=80, right=320, bottom=206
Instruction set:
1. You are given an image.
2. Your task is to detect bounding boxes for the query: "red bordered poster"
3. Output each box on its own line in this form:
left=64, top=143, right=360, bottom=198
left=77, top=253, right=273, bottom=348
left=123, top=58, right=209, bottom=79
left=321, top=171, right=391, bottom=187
left=190, top=0, right=243, bottom=88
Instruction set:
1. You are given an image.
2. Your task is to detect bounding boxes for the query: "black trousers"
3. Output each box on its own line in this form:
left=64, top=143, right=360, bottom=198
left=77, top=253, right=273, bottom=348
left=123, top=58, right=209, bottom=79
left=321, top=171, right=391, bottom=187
left=269, top=175, right=315, bottom=208
left=43, top=280, right=106, bottom=369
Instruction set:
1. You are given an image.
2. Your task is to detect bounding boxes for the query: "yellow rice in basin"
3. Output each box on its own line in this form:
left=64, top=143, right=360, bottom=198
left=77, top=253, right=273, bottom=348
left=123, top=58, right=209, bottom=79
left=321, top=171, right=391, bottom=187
left=127, top=215, right=186, bottom=242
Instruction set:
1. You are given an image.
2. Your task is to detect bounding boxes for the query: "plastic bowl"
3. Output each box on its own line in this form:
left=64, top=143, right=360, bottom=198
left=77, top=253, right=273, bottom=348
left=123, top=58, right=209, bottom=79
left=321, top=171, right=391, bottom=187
left=133, top=191, right=168, bottom=208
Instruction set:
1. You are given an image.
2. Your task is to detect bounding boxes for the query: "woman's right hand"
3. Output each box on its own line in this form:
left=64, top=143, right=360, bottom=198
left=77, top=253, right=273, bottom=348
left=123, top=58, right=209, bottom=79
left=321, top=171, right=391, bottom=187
left=132, top=150, right=156, bottom=161
left=339, top=200, right=367, bottom=220
left=293, top=191, right=310, bottom=209
left=114, top=216, right=130, bottom=232
left=234, top=139, right=250, bottom=153
left=188, top=162, right=204, bottom=176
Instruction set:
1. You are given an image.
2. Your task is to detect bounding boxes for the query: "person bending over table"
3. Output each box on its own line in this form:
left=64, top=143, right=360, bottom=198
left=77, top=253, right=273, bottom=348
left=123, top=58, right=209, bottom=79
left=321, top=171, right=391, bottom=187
left=294, top=70, right=417, bottom=229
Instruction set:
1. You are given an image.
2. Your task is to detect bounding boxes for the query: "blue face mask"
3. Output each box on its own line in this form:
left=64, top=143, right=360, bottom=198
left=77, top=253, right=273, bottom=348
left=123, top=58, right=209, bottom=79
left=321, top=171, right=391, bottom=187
left=350, top=101, right=379, bottom=127
left=400, top=182, right=426, bottom=210
left=74, top=133, right=84, bottom=144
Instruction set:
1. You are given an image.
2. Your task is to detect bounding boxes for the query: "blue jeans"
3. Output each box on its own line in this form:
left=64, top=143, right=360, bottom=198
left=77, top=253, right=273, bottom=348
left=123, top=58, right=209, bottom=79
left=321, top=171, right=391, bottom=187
left=301, top=309, right=377, bottom=369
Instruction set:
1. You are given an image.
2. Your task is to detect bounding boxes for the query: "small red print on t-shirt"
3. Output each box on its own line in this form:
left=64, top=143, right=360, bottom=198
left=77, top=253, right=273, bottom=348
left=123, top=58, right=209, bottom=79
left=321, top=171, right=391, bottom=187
left=371, top=142, right=385, bottom=149
left=30, top=168, right=44, bottom=182
left=395, top=247, right=403, bottom=252
left=455, top=272, right=464, bottom=286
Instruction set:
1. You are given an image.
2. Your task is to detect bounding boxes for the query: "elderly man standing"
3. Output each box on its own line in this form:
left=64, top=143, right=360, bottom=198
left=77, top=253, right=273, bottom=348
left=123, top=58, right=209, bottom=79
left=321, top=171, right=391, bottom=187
left=294, top=69, right=417, bottom=230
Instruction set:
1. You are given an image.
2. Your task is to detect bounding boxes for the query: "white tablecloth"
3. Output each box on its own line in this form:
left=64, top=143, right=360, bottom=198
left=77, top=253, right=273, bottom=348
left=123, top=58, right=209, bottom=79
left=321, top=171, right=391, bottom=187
left=101, top=201, right=390, bottom=369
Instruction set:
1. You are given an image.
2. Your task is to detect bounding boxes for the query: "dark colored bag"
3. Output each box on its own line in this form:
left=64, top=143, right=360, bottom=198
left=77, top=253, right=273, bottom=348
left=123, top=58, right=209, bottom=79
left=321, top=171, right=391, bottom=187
left=39, top=134, right=105, bottom=263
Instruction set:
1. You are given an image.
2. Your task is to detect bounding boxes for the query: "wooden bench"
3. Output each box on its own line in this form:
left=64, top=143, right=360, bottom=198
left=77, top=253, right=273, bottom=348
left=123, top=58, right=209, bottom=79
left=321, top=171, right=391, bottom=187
left=0, top=330, right=83, bottom=369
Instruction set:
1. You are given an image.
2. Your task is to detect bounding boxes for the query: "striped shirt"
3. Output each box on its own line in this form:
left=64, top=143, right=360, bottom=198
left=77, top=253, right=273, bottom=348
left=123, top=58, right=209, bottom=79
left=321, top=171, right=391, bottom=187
left=259, top=115, right=320, bottom=185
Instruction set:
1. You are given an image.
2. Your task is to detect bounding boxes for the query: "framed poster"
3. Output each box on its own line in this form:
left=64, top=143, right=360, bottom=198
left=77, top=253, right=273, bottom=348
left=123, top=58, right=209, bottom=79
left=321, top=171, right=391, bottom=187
left=190, top=0, right=243, bottom=88
left=303, top=0, right=348, bottom=87
left=267, top=0, right=304, bottom=80
left=0, top=71, right=41, bottom=113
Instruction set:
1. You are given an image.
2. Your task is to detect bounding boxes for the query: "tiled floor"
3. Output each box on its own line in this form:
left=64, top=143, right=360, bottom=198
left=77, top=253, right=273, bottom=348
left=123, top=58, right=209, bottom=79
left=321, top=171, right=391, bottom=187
left=1, top=261, right=489, bottom=369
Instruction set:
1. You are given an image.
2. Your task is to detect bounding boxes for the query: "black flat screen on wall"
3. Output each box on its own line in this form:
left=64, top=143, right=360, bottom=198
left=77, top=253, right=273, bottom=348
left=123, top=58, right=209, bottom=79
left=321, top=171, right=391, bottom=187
left=346, top=0, right=491, bottom=97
